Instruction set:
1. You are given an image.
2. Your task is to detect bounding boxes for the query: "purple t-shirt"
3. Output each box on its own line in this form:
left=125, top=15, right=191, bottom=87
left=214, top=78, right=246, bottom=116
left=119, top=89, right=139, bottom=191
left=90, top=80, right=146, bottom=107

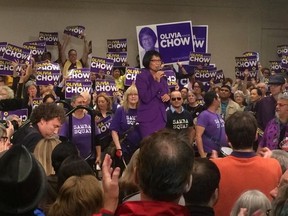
left=197, top=110, right=228, bottom=153
left=59, top=114, right=92, bottom=158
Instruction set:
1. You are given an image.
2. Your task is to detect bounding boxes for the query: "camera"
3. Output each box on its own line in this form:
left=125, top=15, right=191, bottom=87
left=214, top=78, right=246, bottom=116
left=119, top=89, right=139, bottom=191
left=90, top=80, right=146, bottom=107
left=0, top=120, right=19, bottom=130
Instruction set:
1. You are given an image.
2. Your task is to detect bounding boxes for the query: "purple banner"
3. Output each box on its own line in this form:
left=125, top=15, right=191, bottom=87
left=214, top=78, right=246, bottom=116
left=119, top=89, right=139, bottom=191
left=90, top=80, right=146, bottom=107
left=23, top=40, right=46, bottom=47
left=2, top=44, right=31, bottom=64
left=68, top=68, right=90, bottom=81
left=36, top=62, right=60, bottom=71
left=214, top=70, right=225, bottom=84
left=23, top=44, right=46, bottom=57
left=243, top=51, right=259, bottom=61
left=64, top=25, right=85, bottom=39
left=106, top=52, right=127, bottom=67
left=107, top=38, right=127, bottom=52
left=39, top=32, right=59, bottom=45
left=136, top=21, right=194, bottom=67
left=281, top=54, right=288, bottom=69
left=192, top=25, right=208, bottom=53
left=36, top=69, right=60, bottom=85
left=94, top=79, right=117, bottom=96
left=235, top=67, right=257, bottom=81
left=32, top=98, right=43, bottom=109
left=0, top=42, right=7, bottom=57
left=0, top=59, right=21, bottom=76
left=124, top=67, right=141, bottom=86
left=0, top=109, right=28, bottom=123
left=90, top=56, right=114, bottom=75
left=96, top=115, right=112, bottom=139
left=194, top=68, right=217, bottom=83
left=277, top=45, right=288, bottom=58
left=189, top=52, right=211, bottom=67
left=235, top=56, right=258, bottom=71
left=164, top=70, right=177, bottom=88
left=270, top=61, right=286, bottom=74
left=65, top=80, right=92, bottom=99
left=177, top=64, right=195, bottom=75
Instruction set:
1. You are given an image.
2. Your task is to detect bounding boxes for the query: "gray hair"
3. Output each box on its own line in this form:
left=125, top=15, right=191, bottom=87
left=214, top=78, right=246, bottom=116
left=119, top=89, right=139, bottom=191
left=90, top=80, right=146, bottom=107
left=278, top=92, right=288, bottom=101
left=271, top=150, right=288, bottom=174
left=0, top=85, right=14, bottom=99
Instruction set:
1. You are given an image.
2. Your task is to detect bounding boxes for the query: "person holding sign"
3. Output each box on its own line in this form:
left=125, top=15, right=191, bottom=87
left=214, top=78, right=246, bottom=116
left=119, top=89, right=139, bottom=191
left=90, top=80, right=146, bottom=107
left=136, top=50, right=170, bottom=138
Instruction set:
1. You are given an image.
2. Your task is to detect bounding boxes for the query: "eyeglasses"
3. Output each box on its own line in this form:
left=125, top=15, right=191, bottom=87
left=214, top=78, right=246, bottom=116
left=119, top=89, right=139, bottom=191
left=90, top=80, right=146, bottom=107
left=171, top=97, right=182, bottom=101
left=0, top=136, right=8, bottom=142
left=276, top=103, right=288, bottom=107
left=150, top=59, right=162, bottom=63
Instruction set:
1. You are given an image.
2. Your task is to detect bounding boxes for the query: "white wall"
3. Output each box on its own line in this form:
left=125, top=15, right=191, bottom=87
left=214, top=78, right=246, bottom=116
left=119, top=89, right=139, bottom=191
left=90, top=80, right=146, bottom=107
left=0, top=0, right=287, bottom=78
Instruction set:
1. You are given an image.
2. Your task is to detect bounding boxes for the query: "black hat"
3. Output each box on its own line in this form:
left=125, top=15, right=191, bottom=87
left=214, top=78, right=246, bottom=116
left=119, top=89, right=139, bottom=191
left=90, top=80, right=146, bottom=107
left=268, top=75, right=285, bottom=85
left=0, top=145, right=46, bottom=214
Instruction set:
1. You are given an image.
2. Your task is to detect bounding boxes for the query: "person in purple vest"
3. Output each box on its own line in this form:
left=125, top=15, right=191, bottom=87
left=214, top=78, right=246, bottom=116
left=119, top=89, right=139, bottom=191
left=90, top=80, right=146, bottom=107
left=135, top=50, right=170, bottom=138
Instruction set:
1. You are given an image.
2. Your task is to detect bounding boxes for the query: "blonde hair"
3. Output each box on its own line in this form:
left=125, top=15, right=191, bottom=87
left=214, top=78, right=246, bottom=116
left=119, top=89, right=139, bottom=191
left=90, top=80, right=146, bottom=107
left=48, top=175, right=103, bottom=216
left=33, top=137, right=61, bottom=175
left=121, top=84, right=138, bottom=112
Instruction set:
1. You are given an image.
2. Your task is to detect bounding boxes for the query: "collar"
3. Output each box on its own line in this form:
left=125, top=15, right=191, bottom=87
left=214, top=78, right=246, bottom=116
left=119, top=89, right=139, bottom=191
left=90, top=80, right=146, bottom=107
left=230, top=151, right=256, bottom=158
left=170, top=106, right=184, bottom=113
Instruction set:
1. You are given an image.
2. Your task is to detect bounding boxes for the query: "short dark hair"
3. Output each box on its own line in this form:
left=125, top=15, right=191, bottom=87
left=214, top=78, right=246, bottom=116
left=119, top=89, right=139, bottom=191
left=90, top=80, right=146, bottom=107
left=30, top=103, right=66, bottom=124
left=193, top=81, right=204, bottom=91
left=221, top=84, right=232, bottom=93
left=137, top=128, right=194, bottom=201
left=142, top=50, right=161, bottom=69
left=68, top=49, right=77, bottom=55
left=184, top=158, right=220, bottom=205
left=225, top=111, right=257, bottom=150
left=43, top=94, right=56, bottom=103
left=251, top=87, right=263, bottom=97
left=139, top=27, right=157, bottom=48
left=204, top=91, right=218, bottom=107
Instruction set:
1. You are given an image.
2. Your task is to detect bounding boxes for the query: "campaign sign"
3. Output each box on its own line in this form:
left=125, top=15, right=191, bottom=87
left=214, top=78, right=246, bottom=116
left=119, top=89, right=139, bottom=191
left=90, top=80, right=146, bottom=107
left=65, top=80, right=92, bottom=99
left=96, top=115, right=112, bottom=140
left=124, top=67, right=141, bottom=86
left=189, top=52, right=211, bottom=67
left=23, top=44, right=46, bottom=57
left=90, top=56, right=114, bottom=75
left=0, top=42, right=7, bottom=57
left=64, top=25, right=85, bottom=39
left=23, top=40, right=46, bottom=47
left=177, top=64, right=195, bottom=75
left=0, top=59, right=21, bottom=76
left=2, top=44, right=31, bottom=64
left=214, top=70, right=225, bottom=84
left=136, top=21, right=194, bottom=67
left=277, top=45, right=288, bottom=58
left=39, top=32, right=58, bottom=45
left=281, top=55, right=288, bottom=69
left=68, top=68, right=90, bottom=81
left=32, top=98, right=43, bottom=109
left=194, top=68, right=217, bottom=83
left=36, top=69, right=60, bottom=86
left=235, top=56, right=258, bottom=71
left=0, top=109, right=28, bottom=123
left=164, top=70, right=177, bottom=88
left=94, top=79, right=117, bottom=96
left=243, top=51, right=259, bottom=61
left=192, top=25, right=208, bottom=53
left=36, top=62, right=61, bottom=71
left=235, top=67, right=257, bottom=81
left=269, top=61, right=286, bottom=74
left=106, top=52, right=127, bottom=67
left=107, top=38, right=127, bottom=52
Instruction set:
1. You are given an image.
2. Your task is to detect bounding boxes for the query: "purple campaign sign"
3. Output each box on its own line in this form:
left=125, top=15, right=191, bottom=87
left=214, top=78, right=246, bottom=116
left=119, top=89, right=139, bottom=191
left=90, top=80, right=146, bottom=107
left=96, top=115, right=112, bottom=139
left=32, top=98, right=43, bottom=109
left=23, top=40, right=46, bottom=47
left=235, top=56, right=258, bottom=71
left=214, top=70, right=225, bottom=84
left=64, top=25, right=85, bottom=39
left=107, top=39, right=127, bottom=52
left=0, top=42, right=7, bottom=57
left=177, top=64, right=195, bottom=75
left=194, top=67, right=217, bottom=92
left=65, top=80, right=92, bottom=99
left=1, top=108, right=28, bottom=123
left=281, top=55, right=288, bottom=69
left=235, top=67, right=257, bottom=81
left=164, top=70, right=177, bottom=88
left=124, top=67, right=141, bottom=86
left=243, top=51, right=259, bottom=61
left=106, top=52, right=127, bottom=67
left=94, top=79, right=117, bottom=96
left=36, top=62, right=60, bottom=71
left=277, top=45, right=288, bottom=58
left=23, top=44, right=46, bottom=57
left=2, top=44, right=31, bottom=64
left=36, top=69, right=60, bottom=85
left=39, top=32, right=59, bottom=45
left=189, top=52, right=211, bottom=67
left=269, top=61, right=286, bottom=74
left=68, top=68, right=90, bottom=81
left=0, top=59, right=15, bottom=76
left=192, top=25, right=208, bottom=53
left=90, top=56, right=114, bottom=75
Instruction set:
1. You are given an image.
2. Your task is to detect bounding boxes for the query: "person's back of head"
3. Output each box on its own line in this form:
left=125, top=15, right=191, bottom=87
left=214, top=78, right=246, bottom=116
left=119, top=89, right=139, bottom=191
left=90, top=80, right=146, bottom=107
left=271, top=150, right=288, bottom=174
left=272, top=184, right=288, bottom=216
left=230, top=190, right=271, bottom=216
left=184, top=158, right=220, bottom=207
left=48, top=175, right=103, bottom=216
left=136, top=128, right=194, bottom=202
left=225, top=111, right=257, bottom=150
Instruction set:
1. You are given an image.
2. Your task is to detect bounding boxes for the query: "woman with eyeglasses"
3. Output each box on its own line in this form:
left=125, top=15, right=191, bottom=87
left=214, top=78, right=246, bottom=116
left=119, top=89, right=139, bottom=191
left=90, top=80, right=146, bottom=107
left=135, top=50, right=170, bottom=138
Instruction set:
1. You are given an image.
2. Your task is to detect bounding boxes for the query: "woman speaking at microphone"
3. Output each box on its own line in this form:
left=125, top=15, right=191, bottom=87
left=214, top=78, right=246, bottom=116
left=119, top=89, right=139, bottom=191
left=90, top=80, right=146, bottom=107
left=135, top=50, right=170, bottom=138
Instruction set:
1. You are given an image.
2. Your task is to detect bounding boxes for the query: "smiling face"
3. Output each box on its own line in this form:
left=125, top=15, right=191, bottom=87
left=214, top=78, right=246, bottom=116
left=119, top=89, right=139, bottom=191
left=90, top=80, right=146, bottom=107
left=141, top=34, right=155, bottom=51
left=148, top=55, right=162, bottom=72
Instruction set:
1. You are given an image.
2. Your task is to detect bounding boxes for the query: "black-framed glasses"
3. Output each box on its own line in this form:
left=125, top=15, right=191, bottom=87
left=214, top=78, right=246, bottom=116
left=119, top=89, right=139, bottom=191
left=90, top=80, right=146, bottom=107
left=171, top=97, right=182, bottom=101
left=0, top=136, right=8, bottom=142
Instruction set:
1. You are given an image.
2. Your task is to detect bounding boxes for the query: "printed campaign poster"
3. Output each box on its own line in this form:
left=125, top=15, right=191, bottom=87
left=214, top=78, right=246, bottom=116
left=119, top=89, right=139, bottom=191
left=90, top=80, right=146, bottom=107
left=67, top=68, right=90, bottom=81
left=90, top=56, right=114, bottom=75
left=0, top=109, right=28, bottom=123
left=94, top=79, right=117, bottom=96
left=107, top=39, right=127, bottom=52
left=124, top=67, right=141, bottom=86
left=277, top=45, right=288, bottom=58
left=214, top=70, right=225, bottom=84
left=36, top=69, right=60, bottom=86
left=243, top=51, right=259, bottom=61
left=96, top=115, right=113, bottom=140
left=194, top=67, right=217, bottom=91
left=65, top=80, right=92, bottom=99
left=192, top=25, right=208, bottom=53
left=164, top=70, right=177, bottom=88
left=2, top=44, right=31, bottom=64
left=36, top=61, right=61, bottom=71
left=0, top=59, right=21, bottom=76
left=0, top=42, right=7, bottom=57
left=189, top=52, right=211, bottom=67
left=270, top=61, right=286, bottom=74
left=32, top=98, right=43, bottom=109
left=23, top=40, right=46, bottom=47
left=136, top=21, right=194, bottom=68
left=281, top=54, right=288, bottom=69
left=235, top=56, right=258, bottom=81
left=23, top=44, right=46, bottom=57
left=39, top=32, right=59, bottom=45
left=106, top=52, right=127, bottom=67
left=64, top=25, right=85, bottom=39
